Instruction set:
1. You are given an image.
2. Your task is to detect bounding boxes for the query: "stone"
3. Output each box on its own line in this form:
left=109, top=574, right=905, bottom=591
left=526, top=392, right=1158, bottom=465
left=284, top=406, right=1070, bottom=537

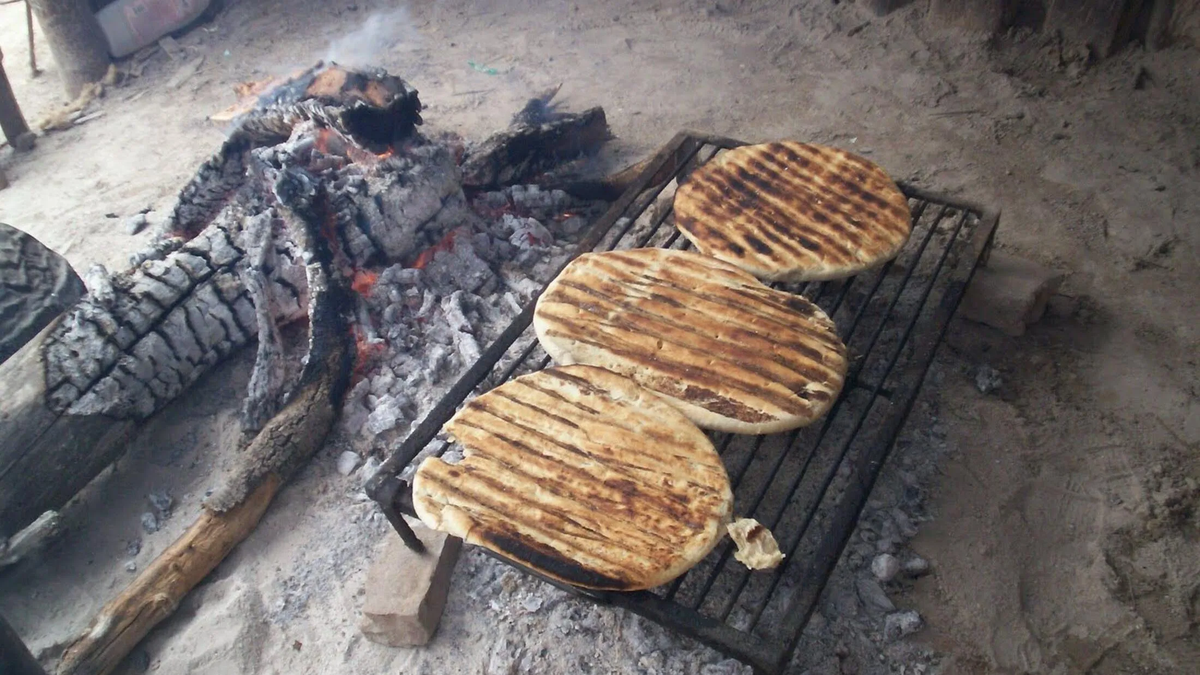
left=903, top=555, right=931, bottom=578
left=958, top=252, right=1065, bottom=336
left=125, top=213, right=149, bottom=235
left=148, top=490, right=173, bottom=517
left=871, top=553, right=900, bottom=583
left=360, top=520, right=462, bottom=647
left=883, top=609, right=923, bottom=640
left=336, top=451, right=362, bottom=476
left=140, top=511, right=159, bottom=533
left=975, top=365, right=1002, bottom=394
left=856, top=578, right=896, bottom=613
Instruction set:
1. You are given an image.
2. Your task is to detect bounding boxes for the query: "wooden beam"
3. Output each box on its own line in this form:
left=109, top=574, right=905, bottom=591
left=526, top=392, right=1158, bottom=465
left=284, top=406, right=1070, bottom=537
left=27, top=0, right=110, bottom=98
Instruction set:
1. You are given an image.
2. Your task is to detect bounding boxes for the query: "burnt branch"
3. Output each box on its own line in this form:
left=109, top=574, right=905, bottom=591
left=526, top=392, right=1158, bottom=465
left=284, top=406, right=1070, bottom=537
left=0, top=222, right=85, bottom=364
left=460, top=106, right=610, bottom=191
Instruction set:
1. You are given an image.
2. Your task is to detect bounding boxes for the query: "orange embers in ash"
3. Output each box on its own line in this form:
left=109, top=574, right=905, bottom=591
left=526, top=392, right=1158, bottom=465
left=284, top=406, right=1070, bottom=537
left=350, top=324, right=386, bottom=386
left=311, top=126, right=394, bottom=166
left=351, top=269, right=379, bottom=296
left=412, top=229, right=464, bottom=270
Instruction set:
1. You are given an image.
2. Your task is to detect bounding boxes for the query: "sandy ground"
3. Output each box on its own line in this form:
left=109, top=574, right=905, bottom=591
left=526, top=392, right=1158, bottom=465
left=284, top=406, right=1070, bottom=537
left=0, top=1, right=1197, bottom=674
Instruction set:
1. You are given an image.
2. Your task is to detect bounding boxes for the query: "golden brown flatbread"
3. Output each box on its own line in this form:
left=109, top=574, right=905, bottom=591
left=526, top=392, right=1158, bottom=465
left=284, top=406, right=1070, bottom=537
left=674, top=141, right=912, bottom=281
left=533, top=248, right=848, bottom=434
left=412, top=365, right=733, bottom=591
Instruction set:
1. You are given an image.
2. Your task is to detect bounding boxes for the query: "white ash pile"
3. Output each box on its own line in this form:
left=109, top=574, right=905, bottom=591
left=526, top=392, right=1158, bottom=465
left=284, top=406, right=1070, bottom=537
left=339, top=183, right=603, bottom=452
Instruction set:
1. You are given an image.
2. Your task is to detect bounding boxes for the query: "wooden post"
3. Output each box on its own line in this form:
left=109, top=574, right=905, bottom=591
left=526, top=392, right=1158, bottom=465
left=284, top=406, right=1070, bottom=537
left=0, top=55, right=35, bottom=152
left=0, top=613, right=48, bottom=675
left=27, top=2, right=41, bottom=77
left=27, top=0, right=110, bottom=99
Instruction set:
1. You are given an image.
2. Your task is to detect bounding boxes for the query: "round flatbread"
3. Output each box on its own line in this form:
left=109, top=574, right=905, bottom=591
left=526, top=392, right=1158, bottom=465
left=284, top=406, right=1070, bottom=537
left=412, top=365, right=733, bottom=591
left=674, top=141, right=912, bottom=281
left=533, top=248, right=848, bottom=434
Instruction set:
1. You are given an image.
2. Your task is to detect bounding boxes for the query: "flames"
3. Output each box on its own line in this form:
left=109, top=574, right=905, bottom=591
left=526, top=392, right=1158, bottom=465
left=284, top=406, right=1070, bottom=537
left=312, top=126, right=395, bottom=165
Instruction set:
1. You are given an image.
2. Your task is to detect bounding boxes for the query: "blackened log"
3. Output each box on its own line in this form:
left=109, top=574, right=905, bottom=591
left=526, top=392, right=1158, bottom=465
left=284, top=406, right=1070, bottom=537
left=460, top=106, right=610, bottom=191
left=0, top=324, right=138, bottom=541
left=1, top=222, right=84, bottom=364
left=56, top=220, right=351, bottom=675
left=0, top=613, right=47, bottom=675
left=27, top=0, right=110, bottom=99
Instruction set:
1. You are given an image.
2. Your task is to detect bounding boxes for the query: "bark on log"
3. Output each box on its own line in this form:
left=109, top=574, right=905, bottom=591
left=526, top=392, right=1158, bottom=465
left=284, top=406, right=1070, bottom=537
left=27, top=0, right=110, bottom=99
left=460, top=106, right=610, bottom=191
left=0, top=324, right=137, bottom=540
left=1, top=222, right=83, bottom=364
left=0, top=613, right=48, bottom=675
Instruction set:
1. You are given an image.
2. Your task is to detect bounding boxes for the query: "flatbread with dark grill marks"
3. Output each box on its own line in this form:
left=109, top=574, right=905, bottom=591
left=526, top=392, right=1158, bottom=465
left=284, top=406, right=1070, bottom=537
left=412, top=365, right=733, bottom=591
left=674, top=141, right=912, bottom=281
left=533, top=249, right=848, bottom=434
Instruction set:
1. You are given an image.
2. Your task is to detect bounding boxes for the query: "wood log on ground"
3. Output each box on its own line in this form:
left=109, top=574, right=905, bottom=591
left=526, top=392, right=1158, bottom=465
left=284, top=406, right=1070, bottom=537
left=0, top=326, right=136, bottom=542
left=56, top=236, right=351, bottom=675
left=460, top=105, right=610, bottom=191
left=27, top=0, right=110, bottom=98
left=56, top=476, right=280, bottom=675
left=0, top=612, right=47, bottom=675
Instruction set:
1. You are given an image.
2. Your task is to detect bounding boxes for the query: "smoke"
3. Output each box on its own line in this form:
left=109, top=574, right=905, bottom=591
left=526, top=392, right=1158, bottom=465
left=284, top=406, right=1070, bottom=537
left=324, top=7, right=418, bottom=69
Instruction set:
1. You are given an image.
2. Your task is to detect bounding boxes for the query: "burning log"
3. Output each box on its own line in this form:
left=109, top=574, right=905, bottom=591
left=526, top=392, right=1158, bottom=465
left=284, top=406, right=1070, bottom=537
left=460, top=85, right=610, bottom=191
left=56, top=207, right=352, bottom=675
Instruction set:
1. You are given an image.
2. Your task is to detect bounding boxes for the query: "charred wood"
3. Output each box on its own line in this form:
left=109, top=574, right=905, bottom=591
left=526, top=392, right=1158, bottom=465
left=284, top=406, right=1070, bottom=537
left=0, top=322, right=137, bottom=545
left=0, top=222, right=84, bottom=364
left=460, top=106, right=610, bottom=191
left=56, top=223, right=351, bottom=675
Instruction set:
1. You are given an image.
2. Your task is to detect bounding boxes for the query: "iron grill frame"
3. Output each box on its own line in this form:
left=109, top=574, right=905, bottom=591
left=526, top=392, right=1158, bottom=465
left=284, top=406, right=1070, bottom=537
left=367, top=131, right=999, bottom=674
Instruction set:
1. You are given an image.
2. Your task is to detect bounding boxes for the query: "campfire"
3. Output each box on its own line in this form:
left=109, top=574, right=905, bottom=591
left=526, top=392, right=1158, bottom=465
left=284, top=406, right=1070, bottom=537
left=0, top=63, right=614, bottom=675
left=40, top=64, right=609, bottom=447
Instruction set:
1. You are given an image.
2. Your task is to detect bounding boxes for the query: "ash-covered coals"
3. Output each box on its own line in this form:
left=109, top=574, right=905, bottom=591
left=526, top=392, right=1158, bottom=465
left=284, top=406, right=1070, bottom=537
left=339, top=184, right=605, bottom=452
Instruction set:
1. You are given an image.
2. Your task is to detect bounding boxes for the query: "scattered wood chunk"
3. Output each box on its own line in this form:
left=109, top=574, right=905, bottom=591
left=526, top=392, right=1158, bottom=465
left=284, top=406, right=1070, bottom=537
left=167, top=56, right=205, bottom=90
left=359, top=521, right=462, bottom=647
left=959, top=252, right=1065, bottom=336
left=158, top=36, right=185, bottom=61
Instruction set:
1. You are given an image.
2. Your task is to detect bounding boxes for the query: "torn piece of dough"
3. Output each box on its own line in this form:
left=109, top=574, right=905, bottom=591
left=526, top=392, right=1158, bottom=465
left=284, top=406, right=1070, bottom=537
left=727, top=518, right=784, bottom=570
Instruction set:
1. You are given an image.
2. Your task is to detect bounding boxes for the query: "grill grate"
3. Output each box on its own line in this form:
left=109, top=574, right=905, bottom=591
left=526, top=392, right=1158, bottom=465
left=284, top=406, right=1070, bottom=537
left=367, top=132, right=999, bottom=674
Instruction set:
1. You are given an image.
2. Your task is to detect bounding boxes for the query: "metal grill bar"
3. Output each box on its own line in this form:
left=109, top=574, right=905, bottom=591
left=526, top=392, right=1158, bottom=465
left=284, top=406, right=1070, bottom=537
left=368, top=131, right=1000, bottom=675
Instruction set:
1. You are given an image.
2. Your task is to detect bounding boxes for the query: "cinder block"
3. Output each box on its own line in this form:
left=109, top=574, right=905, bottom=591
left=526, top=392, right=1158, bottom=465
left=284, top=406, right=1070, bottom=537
left=959, top=252, right=1065, bottom=337
left=359, top=519, right=462, bottom=647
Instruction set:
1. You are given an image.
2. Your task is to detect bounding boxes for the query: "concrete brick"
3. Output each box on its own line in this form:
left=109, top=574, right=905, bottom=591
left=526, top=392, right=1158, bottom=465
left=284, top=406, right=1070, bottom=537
left=359, top=519, right=462, bottom=647
left=959, top=252, right=1065, bottom=337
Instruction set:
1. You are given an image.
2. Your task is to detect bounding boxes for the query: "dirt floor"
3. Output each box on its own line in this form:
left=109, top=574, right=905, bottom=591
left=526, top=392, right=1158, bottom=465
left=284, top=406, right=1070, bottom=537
left=0, top=1, right=1197, bottom=674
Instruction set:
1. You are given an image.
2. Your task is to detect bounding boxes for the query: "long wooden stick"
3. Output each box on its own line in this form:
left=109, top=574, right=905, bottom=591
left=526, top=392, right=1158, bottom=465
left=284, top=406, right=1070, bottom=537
left=55, top=476, right=280, bottom=675
left=26, top=1, right=39, bottom=77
